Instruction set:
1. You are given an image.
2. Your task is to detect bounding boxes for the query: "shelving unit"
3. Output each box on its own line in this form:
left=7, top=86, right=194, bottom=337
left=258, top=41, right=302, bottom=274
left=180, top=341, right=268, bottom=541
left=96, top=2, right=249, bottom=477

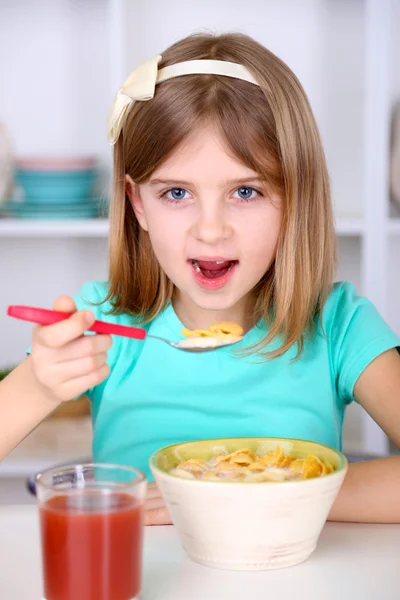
left=0, top=217, right=372, bottom=238
left=388, top=219, right=400, bottom=234
left=0, top=0, right=399, bottom=460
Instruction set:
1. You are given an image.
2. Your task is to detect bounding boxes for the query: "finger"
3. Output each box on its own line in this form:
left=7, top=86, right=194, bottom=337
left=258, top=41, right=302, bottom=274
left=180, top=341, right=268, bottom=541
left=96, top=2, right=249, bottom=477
left=146, top=482, right=161, bottom=500
left=48, top=353, right=108, bottom=383
left=54, top=363, right=111, bottom=401
left=52, top=334, right=112, bottom=363
left=145, top=497, right=166, bottom=511
left=52, top=295, right=77, bottom=313
left=35, top=309, right=95, bottom=349
left=144, top=506, right=172, bottom=526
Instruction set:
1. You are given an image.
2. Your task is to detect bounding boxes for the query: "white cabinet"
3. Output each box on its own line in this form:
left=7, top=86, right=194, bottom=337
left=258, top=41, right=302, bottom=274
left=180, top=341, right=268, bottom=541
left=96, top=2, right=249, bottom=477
left=0, top=0, right=399, bottom=456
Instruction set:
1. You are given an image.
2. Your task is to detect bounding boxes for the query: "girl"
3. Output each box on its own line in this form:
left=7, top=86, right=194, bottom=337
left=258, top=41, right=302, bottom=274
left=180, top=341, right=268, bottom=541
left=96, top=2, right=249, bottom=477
left=1, top=33, right=400, bottom=526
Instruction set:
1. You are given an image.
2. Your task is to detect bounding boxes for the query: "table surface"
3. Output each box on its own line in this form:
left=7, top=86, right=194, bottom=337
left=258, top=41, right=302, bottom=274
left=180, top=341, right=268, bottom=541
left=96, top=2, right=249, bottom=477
left=1, top=505, right=399, bottom=600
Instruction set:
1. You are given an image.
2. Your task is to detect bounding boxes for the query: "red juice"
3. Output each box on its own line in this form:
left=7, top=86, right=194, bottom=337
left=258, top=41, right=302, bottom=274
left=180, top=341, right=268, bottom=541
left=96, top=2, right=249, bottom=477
left=39, top=492, right=144, bottom=600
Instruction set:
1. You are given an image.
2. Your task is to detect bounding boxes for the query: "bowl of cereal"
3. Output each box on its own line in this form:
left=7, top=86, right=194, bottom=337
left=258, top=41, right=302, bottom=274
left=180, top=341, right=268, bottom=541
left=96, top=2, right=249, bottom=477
left=149, top=437, right=347, bottom=571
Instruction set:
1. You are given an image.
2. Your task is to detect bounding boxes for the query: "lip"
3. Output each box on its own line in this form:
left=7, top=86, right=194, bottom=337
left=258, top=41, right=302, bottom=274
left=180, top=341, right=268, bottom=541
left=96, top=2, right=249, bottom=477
left=189, top=256, right=237, bottom=262
left=188, top=259, right=238, bottom=291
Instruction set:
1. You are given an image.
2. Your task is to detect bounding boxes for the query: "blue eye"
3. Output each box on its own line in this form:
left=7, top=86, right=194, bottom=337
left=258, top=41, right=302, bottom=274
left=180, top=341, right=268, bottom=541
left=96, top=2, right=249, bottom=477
left=233, top=186, right=259, bottom=201
left=164, top=188, right=188, bottom=202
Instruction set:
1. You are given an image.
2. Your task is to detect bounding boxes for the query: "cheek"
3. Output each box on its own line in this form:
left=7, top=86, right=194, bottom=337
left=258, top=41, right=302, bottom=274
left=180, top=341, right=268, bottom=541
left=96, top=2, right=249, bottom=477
left=145, top=205, right=187, bottom=245
left=146, top=216, right=184, bottom=260
left=241, top=209, right=281, bottom=256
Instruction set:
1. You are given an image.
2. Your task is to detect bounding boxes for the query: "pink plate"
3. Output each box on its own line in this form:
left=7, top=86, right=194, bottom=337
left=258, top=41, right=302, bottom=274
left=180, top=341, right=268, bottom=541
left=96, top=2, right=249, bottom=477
left=16, top=157, right=96, bottom=171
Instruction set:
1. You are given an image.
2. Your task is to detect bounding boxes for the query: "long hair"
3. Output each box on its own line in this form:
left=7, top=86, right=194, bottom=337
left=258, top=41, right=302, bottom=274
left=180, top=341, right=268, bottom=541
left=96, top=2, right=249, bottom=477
left=106, top=33, right=336, bottom=359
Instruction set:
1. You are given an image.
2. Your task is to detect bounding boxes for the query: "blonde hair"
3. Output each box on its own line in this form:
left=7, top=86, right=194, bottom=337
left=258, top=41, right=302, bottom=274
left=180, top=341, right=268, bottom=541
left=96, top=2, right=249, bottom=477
left=106, top=33, right=336, bottom=359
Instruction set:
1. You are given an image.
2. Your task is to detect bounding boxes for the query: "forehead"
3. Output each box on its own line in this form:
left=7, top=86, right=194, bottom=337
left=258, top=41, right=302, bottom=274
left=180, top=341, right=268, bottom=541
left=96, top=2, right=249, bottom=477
left=150, top=124, right=260, bottom=183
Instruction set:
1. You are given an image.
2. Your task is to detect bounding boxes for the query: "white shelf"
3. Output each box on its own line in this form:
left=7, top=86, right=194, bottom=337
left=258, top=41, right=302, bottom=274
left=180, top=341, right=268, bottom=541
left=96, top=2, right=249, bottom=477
left=0, top=217, right=366, bottom=238
left=1, top=217, right=398, bottom=239
left=0, top=218, right=109, bottom=238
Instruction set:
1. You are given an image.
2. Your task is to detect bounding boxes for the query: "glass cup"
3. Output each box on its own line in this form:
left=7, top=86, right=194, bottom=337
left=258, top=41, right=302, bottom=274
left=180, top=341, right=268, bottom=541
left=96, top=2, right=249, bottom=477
left=36, top=463, right=147, bottom=600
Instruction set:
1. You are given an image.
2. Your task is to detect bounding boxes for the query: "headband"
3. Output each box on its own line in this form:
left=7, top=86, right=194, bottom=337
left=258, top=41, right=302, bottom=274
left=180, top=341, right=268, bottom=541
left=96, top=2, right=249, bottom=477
left=107, top=55, right=260, bottom=145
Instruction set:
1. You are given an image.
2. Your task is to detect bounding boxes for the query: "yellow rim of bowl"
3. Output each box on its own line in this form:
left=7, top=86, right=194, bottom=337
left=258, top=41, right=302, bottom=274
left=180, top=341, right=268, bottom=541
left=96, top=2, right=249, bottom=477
left=149, top=436, right=348, bottom=485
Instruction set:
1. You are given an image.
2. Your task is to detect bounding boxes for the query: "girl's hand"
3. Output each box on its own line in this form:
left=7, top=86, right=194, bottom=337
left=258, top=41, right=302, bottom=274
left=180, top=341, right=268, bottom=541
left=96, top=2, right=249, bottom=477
left=30, top=295, right=112, bottom=403
left=145, top=482, right=172, bottom=525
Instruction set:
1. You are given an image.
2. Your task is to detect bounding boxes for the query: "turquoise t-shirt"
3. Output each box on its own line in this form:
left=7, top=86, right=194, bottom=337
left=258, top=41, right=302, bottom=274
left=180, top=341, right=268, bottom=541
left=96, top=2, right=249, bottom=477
left=73, top=281, right=400, bottom=481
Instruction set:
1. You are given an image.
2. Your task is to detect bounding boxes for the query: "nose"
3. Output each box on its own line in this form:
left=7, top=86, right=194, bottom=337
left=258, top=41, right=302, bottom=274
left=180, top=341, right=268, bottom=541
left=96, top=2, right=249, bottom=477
left=191, top=201, right=233, bottom=245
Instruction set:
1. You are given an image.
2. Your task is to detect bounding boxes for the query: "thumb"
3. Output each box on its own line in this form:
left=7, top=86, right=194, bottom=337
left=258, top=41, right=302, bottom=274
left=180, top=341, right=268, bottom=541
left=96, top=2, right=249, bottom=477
left=52, top=295, right=77, bottom=313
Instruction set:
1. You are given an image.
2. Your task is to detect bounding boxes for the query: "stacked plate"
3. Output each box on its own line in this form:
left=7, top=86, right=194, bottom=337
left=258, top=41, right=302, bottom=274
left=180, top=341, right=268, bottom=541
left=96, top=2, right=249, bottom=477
left=0, top=156, right=105, bottom=219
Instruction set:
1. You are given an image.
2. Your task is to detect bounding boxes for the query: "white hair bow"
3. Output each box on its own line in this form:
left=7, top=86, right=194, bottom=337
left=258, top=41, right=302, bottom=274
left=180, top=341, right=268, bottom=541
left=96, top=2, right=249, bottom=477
left=107, top=55, right=162, bottom=145
left=107, top=55, right=259, bottom=145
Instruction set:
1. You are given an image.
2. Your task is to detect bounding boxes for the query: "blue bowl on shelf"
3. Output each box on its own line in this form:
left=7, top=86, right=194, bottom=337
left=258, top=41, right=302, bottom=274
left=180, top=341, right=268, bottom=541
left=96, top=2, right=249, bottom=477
left=0, top=198, right=103, bottom=219
left=15, top=169, right=96, bottom=203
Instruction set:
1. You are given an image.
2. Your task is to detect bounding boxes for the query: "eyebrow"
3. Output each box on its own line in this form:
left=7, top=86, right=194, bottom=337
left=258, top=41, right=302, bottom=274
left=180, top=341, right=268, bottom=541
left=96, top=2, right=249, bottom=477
left=148, top=177, right=264, bottom=187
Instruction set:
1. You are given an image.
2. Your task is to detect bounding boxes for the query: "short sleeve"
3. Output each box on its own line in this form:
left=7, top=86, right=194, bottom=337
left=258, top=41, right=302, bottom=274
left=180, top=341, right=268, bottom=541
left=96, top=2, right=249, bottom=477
left=72, top=281, right=121, bottom=399
left=325, top=282, right=400, bottom=404
left=73, top=280, right=110, bottom=317
left=26, top=281, right=109, bottom=354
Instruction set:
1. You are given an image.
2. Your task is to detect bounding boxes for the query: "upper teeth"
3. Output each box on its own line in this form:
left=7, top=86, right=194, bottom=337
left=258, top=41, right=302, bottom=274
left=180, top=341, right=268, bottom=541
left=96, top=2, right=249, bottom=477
left=191, top=259, right=226, bottom=265
left=191, top=260, right=201, bottom=273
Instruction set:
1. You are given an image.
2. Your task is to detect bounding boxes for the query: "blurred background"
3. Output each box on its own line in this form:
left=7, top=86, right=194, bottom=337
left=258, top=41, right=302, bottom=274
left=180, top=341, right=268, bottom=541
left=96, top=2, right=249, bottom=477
left=0, top=0, right=399, bottom=498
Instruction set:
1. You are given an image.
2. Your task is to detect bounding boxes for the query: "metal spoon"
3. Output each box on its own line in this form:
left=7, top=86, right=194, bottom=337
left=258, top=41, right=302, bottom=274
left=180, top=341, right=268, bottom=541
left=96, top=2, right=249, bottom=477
left=149, top=334, right=242, bottom=352
left=7, top=305, right=242, bottom=353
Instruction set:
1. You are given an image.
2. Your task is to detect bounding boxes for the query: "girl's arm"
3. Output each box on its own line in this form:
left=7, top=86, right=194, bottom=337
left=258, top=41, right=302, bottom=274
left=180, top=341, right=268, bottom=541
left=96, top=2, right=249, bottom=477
left=0, top=296, right=111, bottom=461
left=329, top=347, right=400, bottom=522
left=328, top=455, right=400, bottom=522
left=0, top=358, right=62, bottom=460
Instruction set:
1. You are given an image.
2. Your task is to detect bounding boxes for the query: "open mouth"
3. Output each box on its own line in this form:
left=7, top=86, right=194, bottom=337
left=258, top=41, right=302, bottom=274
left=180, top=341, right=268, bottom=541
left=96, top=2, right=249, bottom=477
left=190, top=259, right=238, bottom=280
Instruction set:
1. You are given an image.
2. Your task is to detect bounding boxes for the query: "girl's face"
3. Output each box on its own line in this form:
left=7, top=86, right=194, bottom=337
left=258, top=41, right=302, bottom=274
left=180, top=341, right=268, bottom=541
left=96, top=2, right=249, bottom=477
left=128, top=125, right=282, bottom=328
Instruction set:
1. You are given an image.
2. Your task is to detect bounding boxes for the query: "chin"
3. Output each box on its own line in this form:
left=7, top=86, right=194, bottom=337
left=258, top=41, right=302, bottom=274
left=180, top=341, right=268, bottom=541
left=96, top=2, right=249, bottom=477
left=187, top=291, right=244, bottom=312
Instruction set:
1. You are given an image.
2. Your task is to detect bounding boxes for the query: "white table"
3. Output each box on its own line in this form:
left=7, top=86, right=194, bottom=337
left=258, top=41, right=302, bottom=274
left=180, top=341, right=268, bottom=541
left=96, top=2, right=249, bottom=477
left=1, top=505, right=399, bottom=600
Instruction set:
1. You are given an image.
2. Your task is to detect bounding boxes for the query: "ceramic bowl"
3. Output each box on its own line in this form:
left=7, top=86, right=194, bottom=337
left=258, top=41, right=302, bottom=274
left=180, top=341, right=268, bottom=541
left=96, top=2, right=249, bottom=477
left=15, top=169, right=96, bottom=203
left=150, top=437, right=348, bottom=571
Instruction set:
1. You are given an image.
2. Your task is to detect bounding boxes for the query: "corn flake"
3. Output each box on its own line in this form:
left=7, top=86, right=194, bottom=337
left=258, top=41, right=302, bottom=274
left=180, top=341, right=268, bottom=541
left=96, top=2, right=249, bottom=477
left=170, top=446, right=335, bottom=482
left=181, top=321, right=244, bottom=341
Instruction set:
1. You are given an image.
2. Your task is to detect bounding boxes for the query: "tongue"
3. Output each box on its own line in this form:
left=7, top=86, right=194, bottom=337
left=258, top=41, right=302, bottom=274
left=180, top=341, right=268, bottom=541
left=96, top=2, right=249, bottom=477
left=197, top=260, right=233, bottom=271
left=196, top=260, right=234, bottom=279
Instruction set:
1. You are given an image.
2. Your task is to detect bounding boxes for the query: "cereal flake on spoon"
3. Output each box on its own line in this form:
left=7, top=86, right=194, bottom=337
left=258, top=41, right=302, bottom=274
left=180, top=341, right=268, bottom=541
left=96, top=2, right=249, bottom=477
left=177, top=321, right=244, bottom=349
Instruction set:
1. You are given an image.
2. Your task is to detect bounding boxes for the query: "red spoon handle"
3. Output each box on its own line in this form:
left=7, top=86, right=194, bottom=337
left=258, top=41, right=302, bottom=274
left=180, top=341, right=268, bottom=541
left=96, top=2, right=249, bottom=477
left=7, top=305, right=147, bottom=340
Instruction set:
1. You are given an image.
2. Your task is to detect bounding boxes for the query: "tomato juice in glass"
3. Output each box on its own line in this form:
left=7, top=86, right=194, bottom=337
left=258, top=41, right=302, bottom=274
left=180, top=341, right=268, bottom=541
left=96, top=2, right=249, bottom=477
left=36, top=464, right=147, bottom=600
